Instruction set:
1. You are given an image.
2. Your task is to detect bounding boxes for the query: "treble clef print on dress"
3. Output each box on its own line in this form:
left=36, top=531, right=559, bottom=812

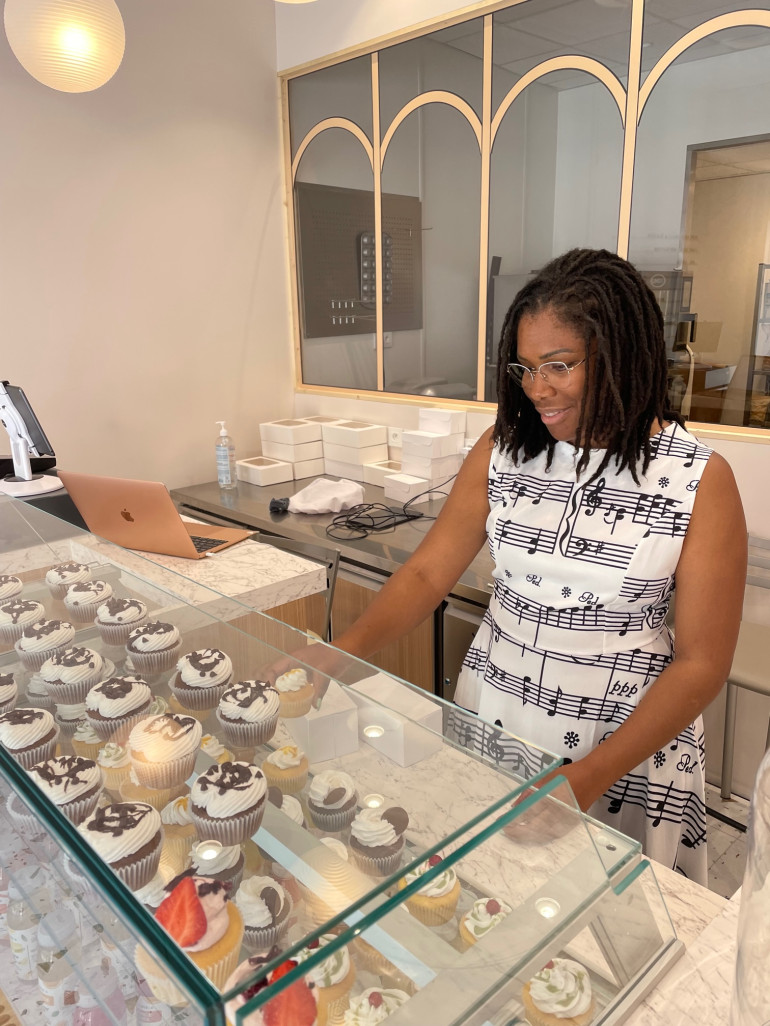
left=584, top=477, right=606, bottom=515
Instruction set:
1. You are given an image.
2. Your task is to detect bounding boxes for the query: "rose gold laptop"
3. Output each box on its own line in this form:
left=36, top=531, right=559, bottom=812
left=57, top=471, right=253, bottom=560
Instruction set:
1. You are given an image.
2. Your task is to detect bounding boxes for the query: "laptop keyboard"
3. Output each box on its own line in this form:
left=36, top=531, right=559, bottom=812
left=190, top=535, right=227, bottom=553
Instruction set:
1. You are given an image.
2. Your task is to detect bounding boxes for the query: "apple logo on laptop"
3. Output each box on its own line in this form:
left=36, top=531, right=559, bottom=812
left=120, top=508, right=135, bottom=523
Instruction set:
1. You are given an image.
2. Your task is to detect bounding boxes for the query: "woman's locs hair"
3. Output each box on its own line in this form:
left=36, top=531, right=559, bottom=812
left=493, top=248, right=682, bottom=483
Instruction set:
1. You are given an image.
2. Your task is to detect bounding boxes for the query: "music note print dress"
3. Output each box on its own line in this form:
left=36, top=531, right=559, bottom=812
left=455, top=421, right=713, bottom=883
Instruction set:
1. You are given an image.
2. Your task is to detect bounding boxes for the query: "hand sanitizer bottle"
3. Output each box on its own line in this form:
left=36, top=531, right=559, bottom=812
left=215, top=421, right=237, bottom=490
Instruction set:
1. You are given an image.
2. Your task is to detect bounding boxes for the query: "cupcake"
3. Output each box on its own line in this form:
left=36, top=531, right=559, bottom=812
left=125, top=622, right=182, bottom=676
left=295, top=933, right=356, bottom=1026
left=190, top=840, right=244, bottom=890
left=94, top=597, right=148, bottom=645
left=521, top=958, right=595, bottom=1026
left=0, top=599, right=46, bottom=643
left=342, top=988, right=410, bottom=1025
left=97, top=741, right=132, bottom=795
left=261, top=744, right=309, bottom=795
left=306, top=770, right=357, bottom=832
left=189, top=761, right=267, bottom=846
left=170, top=648, right=233, bottom=712
left=397, top=854, right=461, bottom=926
left=138, top=873, right=244, bottom=997
left=45, top=562, right=91, bottom=600
left=119, top=771, right=189, bottom=812
left=25, top=672, right=54, bottom=711
left=28, top=754, right=104, bottom=824
left=54, top=701, right=87, bottom=739
left=0, top=672, right=17, bottom=713
left=235, top=874, right=292, bottom=951
left=128, top=712, right=202, bottom=789
left=85, top=676, right=152, bottom=740
left=224, top=954, right=318, bottom=1026
left=78, top=801, right=164, bottom=890
left=216, top=680, right=280, bottom=749
left=40, top=646, right=105, bottom=704
left=458, top=897, right=512, bottom=949
left=201, top=733, right=233, bottom=764
left=267, top=785, right=305, bottom=828
left=64, top=580, right=113, bottom=623
left=274, top=668, right=315, bottom=718
left=0, top=707, right=59, bottom=768
left=161, top=794, right=197, bottom=867
left=134, top=863, right=176, bottom=912
left=71, top=718, right=106, bottom=760
left=349, top=806, right=409, bottom=877
left=14, top=619, right=76, bottom=671
left=0, top=574, right=23, bottom=600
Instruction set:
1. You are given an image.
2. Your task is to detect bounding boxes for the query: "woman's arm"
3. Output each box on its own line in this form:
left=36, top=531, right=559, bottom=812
left=560, top=451, right=747, bottom=810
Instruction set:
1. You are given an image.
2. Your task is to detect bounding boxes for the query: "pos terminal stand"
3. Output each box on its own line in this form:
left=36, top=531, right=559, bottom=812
left=0, top=380, right=62, bottom=497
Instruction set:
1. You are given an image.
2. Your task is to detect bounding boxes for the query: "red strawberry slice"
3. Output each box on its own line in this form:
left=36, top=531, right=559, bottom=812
left=486, top=899, right=501, bottom=916
left=156, top=876, right=206, bottom=947
left=427, top=854, right=442, bottom=867
left=263, top=974, right=316, bottom=1026
left=269, top=960, right=298, bottom=981
left=368, top=991, right=384, bottom=1008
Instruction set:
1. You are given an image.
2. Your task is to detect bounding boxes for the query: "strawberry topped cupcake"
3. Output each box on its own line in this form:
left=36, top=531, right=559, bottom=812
left=0, top=599, right=46, bottom=643
left=45, top=562, right=91, bottom=600
left=64, top=580, right=113, bottom=622
left=224, top=955, right=318, bottom=1026
left=94, top=597, right=148, bottom=645
left=398, top=853, right=461, bottom=925
left=171, top=648, right=233, bottom=712
left=342, top=988, right=410, bottom=1025
left=295, top=933, right=356, bottom=1026
left=14, top=619, right=76, bottom=670
left=85, top=676, right=152, bottom=740
left=521, top=958, right=595, bottom=1026
left=459, top=896, right=512, bottom=948
left=190, top=761, right=267, bottom=845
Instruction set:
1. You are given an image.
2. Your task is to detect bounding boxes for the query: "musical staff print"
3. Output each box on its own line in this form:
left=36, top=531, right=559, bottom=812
left=455, top=421, right=713, bottom=885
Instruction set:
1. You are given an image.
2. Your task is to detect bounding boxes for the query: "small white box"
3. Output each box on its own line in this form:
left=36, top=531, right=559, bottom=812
left=260, top=419, right=322, bottom=444
left=383, top=473, right=431, bottom=504
left=349, top=672, right=442, bottom=767
left=324, top=459, right=366, bottom=481
left=401, top=452, right=462, bottom=482
left=302, top=416, right=344, bottom=426
left=236, top=456, right=293, bottom=487
left=323, top=442, right=388, bottom=466
left=418, top=408, right=467, bottom=436
left=363, top=460, right=402, bottom=487
left=293, top=457, right=325, bottom=480
left=263, top=439, right=323, bottom=463
left=283, top=680, right=359, bottom=763
left=321, top=421, right=387, bottom=448
left=401, top=430, right=464, bottom=459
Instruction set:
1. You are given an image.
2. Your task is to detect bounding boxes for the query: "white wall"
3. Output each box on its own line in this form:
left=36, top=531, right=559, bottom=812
left=0, top=0, right=293, bottom=488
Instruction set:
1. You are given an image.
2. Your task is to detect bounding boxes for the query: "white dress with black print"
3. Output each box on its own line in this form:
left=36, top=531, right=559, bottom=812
left=454, top=421, right=712, bottom=883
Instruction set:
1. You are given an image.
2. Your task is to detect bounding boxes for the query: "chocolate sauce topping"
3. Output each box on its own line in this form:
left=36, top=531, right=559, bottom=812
left=0, top=600, right=40, bottom=623
left=185, top=649, right=228, bottom=678
left=131, top=622, right=175, bottom=638
left=142, top=713, right=196, bottom=741
left=224, top=681, right=275, bottom=708
left=20, top=619, right=71, bottom=640
left=50, top=562, right=87, bottom=577
left=0, top=575, right=20, bottom=586
left=50, top=647, right=97, bottom=669
left=32, top=756, right=94, bottom=793
left=94, top=677, right=140, bottom=701
left=1, top=707, right=44, bottom=725
left=100, top=598, right=144, bottom=618
left=197, top=761, right=260, bottom=795
left=0, top=672, right=14, bottom=688
left=85, top=802, right=153, bottom=836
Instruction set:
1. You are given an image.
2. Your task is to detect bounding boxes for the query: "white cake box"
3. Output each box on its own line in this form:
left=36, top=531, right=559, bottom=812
left=323, top=441, right=388, bottom=466
left=383, top=473, right=431, bottom=504
left=293, top=457, right=325, bottom=480
left=401, top=430, right=464, bottom=459
left=263, top=439, right=323, bottom=463
left=363, top=460, right=402, bottom=487
left=260, top=419, right=322, bottom=444
left=236, top=456, right=293, bottom=487
left=302, top=416, right=345, bottom=426
left=401, top=452, right=462, bottom=482
left=321, top=421, right=387, bottom=448
left=349, top=672, right=442, bottom=767
left=283, top=680, right=359, bottom=763
left=418, top=408, right=467, bottom=436
left=324, top=458, right=367, bottom=481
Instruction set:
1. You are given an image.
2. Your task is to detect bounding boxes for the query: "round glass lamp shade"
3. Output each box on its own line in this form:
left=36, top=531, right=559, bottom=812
left=4, top=0, right=125, bottom=93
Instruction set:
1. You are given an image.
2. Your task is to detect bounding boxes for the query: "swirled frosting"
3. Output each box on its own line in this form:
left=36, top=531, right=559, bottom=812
left=86, top=677, right=151, bottom=717
left=134, top=867, right=173, bottom=909
left=279, top=793, right=304, bottom=825
left=0, top=673, right=17, bottom=707
left=235, top=875, right=288, bottom=929
left=527, top=958, right=592, bottom=1019
left=73, top=721, right=102, bottom=744
left=29, top=755, right=102, bottom=803
left=308, top=770, right=356, bottom=809
left=127, top=622, right=180, bottom=653
left=265, top=744, right=305, bottom=770
left=161, top=794, right=194, bottom=827
left=55, top=702, right=87, bottom=726
left=64, top=581, right=112, bottom=609
left=201, top=734, right=227, bottom=759
left=295, top=933, right=351, bottom=988
left=176, top=649, right=232, bottom=688
left=146, top=695, right=168, bottom=716
left=40, top=647, right=103, bottom=685
left=462, top=897, right=512, bottom=939
left=0, top=599, right=45, bottom=628
left=218, top=680, right=280, bottom=722
left=128, top=713, right=202, bottom=761
left=0, top=707, right=56, bottom=749
left=191, top=762, right=266, bottom=818
left=343, top=988, right=410, bottom=1025
left=46, top=563, right=90, bottom=588
left=190, top=841, right=242, bottom=875
left=0, top=575, right=22, bottom=600
left=275, top=668, right=309, bottom=693
left=403, top=857, right=457, bottom=898
left=320, top=837, right=349, bottom=861
left=97, top=742, right=130, bottom=769
left=350, top=808, right=398, bottom=849
left=15, top=620, right=75, bottom=653
left=96, top=598, right=147, bottom=625
left=79, top=801, right=161, bottom=861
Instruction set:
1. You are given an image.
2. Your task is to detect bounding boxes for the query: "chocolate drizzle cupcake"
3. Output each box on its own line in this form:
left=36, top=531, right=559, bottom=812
left=171, top=648, right=233, bottom=712
left=85, top=675, right=152, bottom=740
left=29, top=755, right=104, bottom=824
left=14, top=619, right=76, bottom=671
left=0, top=707, right=59, bottom=768
left=0, top=672, right=17, bottom=714
left=94, top=597, right=148, bottom=645
left=0, top=599, right=46, bottom=643
left=190, top=761, right=267, bottom=846
left=126, top=621, right=181, bottom=675
left=40, top=646, right=104, bottom=704
left=45, top=562, right=91, bottom=600
left=0, top=575, right=23, bottom=601
left=64, top=580, right=113, bottom=623
left=79, top=801, right=164, bottom=890
left=128, top=712, right=202, bottom=788
left=216, top=679, right=280, bottom=749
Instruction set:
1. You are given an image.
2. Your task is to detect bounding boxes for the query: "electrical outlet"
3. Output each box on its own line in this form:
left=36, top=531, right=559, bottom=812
left=388, top=426, right=403, bottom=448
left=384, top=332, right=393, bottom=349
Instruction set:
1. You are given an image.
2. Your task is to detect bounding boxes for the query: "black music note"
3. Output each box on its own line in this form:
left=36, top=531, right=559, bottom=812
left=652, top=781, right=674, bottom=827
left=683, top=446, right=696, bottom=469
left=584, top=477, right=606, bottom=515
left=607, top=779, right=629, bottom=815
left=618, top=615, right=631, bottom=638
left=527, top=530, right=541, bottom=555
left=681, top=827, right=706, bottom=849
left=486, top=725, right=505, bottom=765
left=577, top=695, right=591, bottom=719
left=603, top=505, right=625, bottom=534
left=603, top=701, right=620, bottom=724
left=547, top=686, right=563, bottom=717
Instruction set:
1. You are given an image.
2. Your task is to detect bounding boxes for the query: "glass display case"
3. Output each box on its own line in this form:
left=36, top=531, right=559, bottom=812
left=0, top=494, right=682, bottom=1026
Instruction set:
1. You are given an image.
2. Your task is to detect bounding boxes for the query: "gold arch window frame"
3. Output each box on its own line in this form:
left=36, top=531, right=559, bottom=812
left=281, top=0, right=770, bottom=441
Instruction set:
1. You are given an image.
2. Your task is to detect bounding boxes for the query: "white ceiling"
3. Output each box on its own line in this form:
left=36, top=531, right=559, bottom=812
left=694, top=140, right=770, bottom=180
left=433, top=0, right=770, bottom=91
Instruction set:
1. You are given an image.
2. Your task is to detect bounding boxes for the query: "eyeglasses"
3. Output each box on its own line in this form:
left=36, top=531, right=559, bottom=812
left=506, top=358, right=587, bottom=387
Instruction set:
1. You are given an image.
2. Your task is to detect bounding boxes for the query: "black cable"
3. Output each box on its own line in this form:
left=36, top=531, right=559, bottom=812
left=324, top=474, right=459, bottom=540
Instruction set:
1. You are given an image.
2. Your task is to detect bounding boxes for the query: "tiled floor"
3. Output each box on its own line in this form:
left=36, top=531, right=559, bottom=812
left=706, top=782, right=749, bottom=899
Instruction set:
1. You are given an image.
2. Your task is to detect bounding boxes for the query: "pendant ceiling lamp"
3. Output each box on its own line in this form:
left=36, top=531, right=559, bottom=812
left=4, top=0, right=125, bottom=93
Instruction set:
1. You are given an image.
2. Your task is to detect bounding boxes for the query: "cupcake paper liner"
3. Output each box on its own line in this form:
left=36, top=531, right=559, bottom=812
left=0, top=623, right=30, bottom=644
left=96, top=618, right=148, bottom=647
left=64, top=601, right=104, bottom=624
left=0, top=695, right=17, bottom=715
left=131, top=751, right=197, bottom=790
left=349, top=843, right=404, bottom=879
left=113, top=831, right=164, bottom=891
left=216, top=710, right=279, bottom=750
left=44, top=675, right=101, bottom=705
left=403, top=885, right=461, bottom=926
left=48, top=583, right=72, bottom=601
left=57, top=787, right=103, bottom=826
left=101, top=764, right=131, bottom=796
left=87, top=710, right=148, bottom=743
left=119, top=779, right=188, bottom=812
left=262, top=763, right=308, bottom=796
left=13, top=729, right=60, bottom=770
left=170, top=680, right=230, bottom=712
left=6, top=792, right=39, bottom=836
left=242, top=896, right=293, bottom=952
left=277, top=690, right=314, bottom=719
left=126, top=643, right=181, bottom=676
left=16, top=644, right=70, bottom=672
left=190, top=800, right=265, bottom=847
left=307, top=802, right=357, bottom=833
left=71, top=738, right=105, bottom=761
left=162, top=829, right=196, bottom=869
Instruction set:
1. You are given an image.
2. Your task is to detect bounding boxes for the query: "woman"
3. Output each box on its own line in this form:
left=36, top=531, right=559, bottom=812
left=321, top=249, right=746, bottom=882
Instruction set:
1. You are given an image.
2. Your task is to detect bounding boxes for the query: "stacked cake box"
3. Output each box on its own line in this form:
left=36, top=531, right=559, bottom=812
left=400, top=429, right=464, bottom=484
left=321, top=421, right=388, bottom=481
left=259, top=419, right=325, bottom=479
left=417, top=408, right=467, bottom=436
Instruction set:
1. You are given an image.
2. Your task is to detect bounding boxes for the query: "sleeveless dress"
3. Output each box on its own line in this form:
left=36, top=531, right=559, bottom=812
left=454, top=422, right=712, bottom=884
